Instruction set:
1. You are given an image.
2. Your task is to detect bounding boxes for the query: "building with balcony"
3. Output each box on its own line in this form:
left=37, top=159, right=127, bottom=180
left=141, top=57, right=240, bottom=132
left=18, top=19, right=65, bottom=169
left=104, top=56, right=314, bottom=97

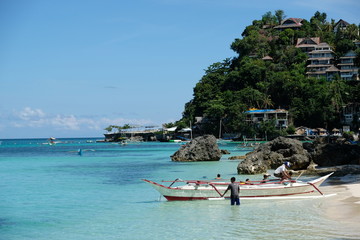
left=244, top=109, right=288, bottom=128
left=306, top=43, right=337, bottom=80
left=341, top=103, right=360, bottom=131
left=338, top=51, right=359, bottom=81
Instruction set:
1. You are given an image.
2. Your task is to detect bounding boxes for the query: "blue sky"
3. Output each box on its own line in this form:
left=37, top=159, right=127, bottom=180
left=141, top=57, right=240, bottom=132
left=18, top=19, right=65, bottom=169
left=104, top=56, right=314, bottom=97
left=0, top=0, right=359, bottom=139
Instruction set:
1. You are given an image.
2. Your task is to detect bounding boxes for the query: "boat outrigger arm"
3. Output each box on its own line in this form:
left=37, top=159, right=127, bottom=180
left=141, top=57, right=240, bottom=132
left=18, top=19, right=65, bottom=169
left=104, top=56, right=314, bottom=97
left=208, top=183, right=223, bottom=197
left=308, top=182, right=324, bottom=195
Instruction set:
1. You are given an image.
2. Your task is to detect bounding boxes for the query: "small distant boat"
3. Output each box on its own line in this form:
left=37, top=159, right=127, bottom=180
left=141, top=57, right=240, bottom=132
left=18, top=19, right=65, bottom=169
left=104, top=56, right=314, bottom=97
left=143, top=173, right=333, bottom=201
left=47, top=137, right=57, bottom=145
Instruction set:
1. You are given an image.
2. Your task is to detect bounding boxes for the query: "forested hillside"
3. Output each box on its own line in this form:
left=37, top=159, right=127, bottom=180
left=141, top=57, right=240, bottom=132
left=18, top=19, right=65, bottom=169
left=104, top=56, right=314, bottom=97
left=173, top=10, right=360, bottom=139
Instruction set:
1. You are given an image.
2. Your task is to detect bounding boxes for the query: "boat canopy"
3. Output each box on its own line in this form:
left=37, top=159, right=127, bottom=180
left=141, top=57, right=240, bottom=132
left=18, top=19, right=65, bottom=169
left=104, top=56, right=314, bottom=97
left=164, top=127, right=177, bottom=132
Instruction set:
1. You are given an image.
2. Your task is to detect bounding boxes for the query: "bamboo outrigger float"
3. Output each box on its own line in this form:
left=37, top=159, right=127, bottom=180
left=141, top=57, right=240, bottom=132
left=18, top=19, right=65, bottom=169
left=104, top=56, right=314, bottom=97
left=143, top=173, right=334, bottom=201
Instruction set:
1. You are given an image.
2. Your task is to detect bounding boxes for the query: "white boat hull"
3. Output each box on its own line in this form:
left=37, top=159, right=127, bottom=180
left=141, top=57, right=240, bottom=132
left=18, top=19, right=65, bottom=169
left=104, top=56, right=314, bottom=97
left=143, top=173, right=333, bottom=201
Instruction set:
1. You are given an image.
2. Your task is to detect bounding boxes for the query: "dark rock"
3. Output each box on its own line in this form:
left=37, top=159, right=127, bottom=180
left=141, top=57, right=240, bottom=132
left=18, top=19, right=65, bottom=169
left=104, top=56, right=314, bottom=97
left=237, top=136, right=360, bottom=175
left=310, top=143, right=360, bottom=166
left=301, top=165, right=360, bottom=177
left=228, top=155, right=246, bottom=160
left=237, top=137, right=311, bottom=174
left=237, top=158, right=268, bottom=174
left=221, top=149, right=230, bottom=154
left=170, top=135, right=222, bottom=162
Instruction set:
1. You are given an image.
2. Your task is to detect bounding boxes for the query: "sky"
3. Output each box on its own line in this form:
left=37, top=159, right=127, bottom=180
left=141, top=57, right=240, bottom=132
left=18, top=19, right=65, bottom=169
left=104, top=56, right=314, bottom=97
left=0, top=0, right=359, bottom=139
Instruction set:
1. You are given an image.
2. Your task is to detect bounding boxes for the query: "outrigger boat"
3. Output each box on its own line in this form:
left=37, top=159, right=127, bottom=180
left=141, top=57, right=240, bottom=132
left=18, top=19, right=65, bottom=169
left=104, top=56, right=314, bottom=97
left=143, top=172, right=333, bottom=201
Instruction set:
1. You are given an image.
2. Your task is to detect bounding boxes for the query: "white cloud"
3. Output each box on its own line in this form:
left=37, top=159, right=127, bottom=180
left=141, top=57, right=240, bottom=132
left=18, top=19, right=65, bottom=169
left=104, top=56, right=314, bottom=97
left=5, top=107, right=155, bottom=134
left=51, top=115, right=80, bottom=130
left=16, top=107, right=45, bottom=120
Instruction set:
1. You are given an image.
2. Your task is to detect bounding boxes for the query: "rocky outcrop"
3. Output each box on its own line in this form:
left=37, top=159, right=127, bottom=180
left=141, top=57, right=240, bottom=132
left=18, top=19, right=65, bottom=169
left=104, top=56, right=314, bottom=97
left=229, top=155, right=246, bottom=160
left=170, top=135, right=222, bottom=162
left=221, top=149, right=230, bottom=154
left=237, top=137, right=310, bottom=174
left=299, top=165, right=360, bottom=176
left=237, top=136, right=360, bottom=175
left=305, top=141, right=360, bottom=166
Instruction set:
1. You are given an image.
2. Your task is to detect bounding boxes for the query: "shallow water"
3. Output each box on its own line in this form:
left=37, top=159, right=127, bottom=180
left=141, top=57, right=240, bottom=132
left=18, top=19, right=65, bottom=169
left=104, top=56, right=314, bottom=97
left=0, top=139, right=359, bottom=239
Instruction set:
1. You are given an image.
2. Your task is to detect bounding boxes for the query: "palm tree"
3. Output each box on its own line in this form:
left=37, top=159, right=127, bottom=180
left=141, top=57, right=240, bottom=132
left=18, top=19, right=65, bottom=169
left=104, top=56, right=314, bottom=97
left=345, top=24, right=359, bottom=40
left=329, top=80, right=344, bottom=113
left=262, top=95, right=274, bottom=109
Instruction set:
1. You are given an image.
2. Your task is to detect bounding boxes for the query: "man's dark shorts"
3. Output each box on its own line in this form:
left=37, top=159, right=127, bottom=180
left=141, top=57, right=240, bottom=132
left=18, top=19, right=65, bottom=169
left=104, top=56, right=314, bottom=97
left=231, top=197, right=240, bottom=205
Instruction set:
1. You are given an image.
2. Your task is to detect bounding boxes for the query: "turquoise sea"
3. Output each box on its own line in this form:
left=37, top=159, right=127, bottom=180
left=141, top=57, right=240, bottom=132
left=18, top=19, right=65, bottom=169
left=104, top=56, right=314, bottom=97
left=0, top=138, right=359, bottom=240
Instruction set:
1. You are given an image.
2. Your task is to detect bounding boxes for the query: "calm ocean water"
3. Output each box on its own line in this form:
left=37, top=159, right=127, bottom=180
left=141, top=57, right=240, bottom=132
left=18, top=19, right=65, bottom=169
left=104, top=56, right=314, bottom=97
left=0, top=138, right=359, bottom=240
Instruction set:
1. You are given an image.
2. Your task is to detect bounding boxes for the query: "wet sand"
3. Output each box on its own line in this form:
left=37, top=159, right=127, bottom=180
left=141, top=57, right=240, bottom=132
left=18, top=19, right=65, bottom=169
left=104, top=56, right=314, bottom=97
left=320, top=175, right=360, bottom=229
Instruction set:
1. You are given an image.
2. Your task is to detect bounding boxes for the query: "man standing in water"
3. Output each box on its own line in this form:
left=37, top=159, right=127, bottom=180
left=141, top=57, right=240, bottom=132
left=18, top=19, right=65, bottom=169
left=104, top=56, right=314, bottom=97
left=221, top=177, right=240, bottom=205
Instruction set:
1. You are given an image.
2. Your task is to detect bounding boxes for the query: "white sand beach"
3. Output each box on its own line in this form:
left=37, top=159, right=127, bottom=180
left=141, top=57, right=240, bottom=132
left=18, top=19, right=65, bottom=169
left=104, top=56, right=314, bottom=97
left=320, top=175, right=360, bottom=229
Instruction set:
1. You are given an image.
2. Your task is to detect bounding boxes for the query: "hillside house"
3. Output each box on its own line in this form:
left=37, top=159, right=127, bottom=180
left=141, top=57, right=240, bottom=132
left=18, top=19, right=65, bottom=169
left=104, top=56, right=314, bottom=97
left=334, top=19, right=350, bottom=33
left=274, top=18, right=303, bottom=30
left=338, top=51, right=359, bottom=81
left=244, top=109, right=288, bottom=128
left=341, top=103, right=360, bottom=129
left=306, top=43, right=336, bottom=80
left=296, top=37, right=320, bottom=54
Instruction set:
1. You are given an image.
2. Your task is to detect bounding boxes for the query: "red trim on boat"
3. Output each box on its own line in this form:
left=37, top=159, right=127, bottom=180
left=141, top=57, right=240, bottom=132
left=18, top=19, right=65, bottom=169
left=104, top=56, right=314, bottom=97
left=164, top=196, right=208, bottom=201
left=142, top=179, right=172, bottom=189
left=163, top=190, right=316, bottom=201
left=240, top=190, right=315, bottom=198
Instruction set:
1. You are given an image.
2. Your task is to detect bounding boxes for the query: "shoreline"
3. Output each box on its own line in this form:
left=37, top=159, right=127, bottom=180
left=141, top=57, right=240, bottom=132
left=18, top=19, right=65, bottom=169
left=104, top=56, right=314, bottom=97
left=320, top=175, right=360, bottom=230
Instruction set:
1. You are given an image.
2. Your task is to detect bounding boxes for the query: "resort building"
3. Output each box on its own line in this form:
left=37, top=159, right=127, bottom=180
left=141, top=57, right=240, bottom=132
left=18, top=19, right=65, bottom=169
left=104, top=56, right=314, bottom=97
left=298, top=19, right=359, bottom=81
left=355, top=40, right=360, bottom=49
left=325, top=65, right=341, bottom=81
left=334, top=19, right=350, bottom=33
left=298, top=38, right=359, bottom=81
left=341, top=103, right=360, bottom=129
left=338, top=51, right=359, bottom=81
left=244, top=109, right=288, bottom=128
left=306, top=43, right=337, bottom=80
left=296, top=37, right=320, bottom=54
left=274, top=18, right=303, bottom=30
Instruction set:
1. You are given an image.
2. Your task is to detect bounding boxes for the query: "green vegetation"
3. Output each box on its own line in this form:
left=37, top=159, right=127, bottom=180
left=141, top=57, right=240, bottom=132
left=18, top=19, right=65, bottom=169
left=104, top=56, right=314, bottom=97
left=171, top=10, right=360, bottom=139
left=104, top=124, right=132, bottom=133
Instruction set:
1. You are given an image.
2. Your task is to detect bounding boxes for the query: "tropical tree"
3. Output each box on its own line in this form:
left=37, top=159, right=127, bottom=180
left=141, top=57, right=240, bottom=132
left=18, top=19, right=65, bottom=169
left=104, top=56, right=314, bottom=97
left=104, top=125, right=114, bottom=132
left=258, top=119, right=281, bottom=140
left=275, top=9, right=286, bottom=25
left=261, top=95, right=274, bottom=109
left=261, top=11, right=277, bottom=26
